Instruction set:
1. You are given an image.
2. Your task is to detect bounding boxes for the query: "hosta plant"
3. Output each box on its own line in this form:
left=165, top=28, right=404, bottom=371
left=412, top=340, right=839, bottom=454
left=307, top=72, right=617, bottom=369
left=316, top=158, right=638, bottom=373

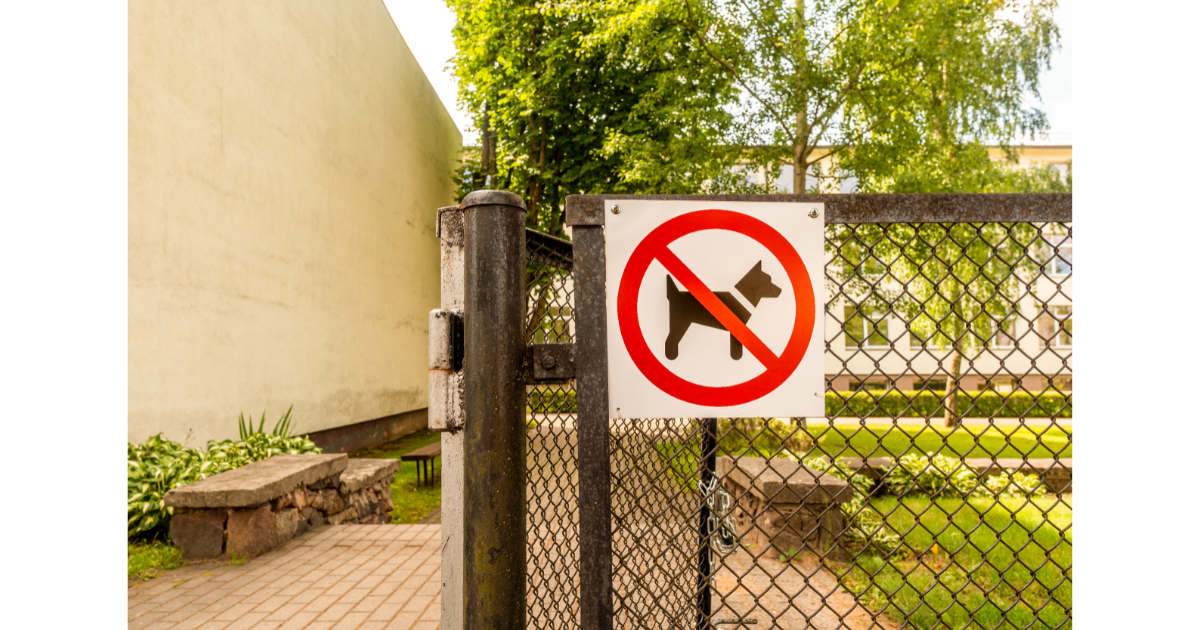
left=884, top=452, right=980, bottom=497
left=128, top=426, right=320, bottom=539
left=983, top=470, right=1047, bottom=498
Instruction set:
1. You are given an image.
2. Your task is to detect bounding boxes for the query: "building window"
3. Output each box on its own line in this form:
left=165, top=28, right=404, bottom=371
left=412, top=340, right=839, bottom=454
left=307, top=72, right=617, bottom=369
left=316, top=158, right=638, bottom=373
left=849, top=380, right=887, bottom=393
left=1049, top=377, right=1072, bottom=391
left=845, top=304, right=889, bottom=349
left=1040, top=234, right=1072, bottom=276
left=913, top=378, right=946, bottom=392
left=1038, top=305, right=1072, bottom=348
left=978, top=377, right=1015, bottom=393
left=988, top=314, right=1019, bottom=348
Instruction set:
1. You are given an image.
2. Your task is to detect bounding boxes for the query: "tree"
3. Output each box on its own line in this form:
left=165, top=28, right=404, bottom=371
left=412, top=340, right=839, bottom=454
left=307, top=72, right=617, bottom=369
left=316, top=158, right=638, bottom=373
left=680, top=0, right=1060, bottom=194
left=828, top=159, right=1070, bottom=427
left=448, top=0, right=748, bottom=236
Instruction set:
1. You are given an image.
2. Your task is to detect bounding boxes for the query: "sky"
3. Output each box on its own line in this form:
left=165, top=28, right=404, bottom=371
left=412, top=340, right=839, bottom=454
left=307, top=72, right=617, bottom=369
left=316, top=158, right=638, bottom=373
left=387, top=0, right=1073, bottom=147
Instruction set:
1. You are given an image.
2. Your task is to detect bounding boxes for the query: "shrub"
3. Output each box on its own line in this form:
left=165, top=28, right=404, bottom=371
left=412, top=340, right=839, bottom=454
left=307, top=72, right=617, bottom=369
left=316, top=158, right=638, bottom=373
left=825, top=389, right=1071, bottom=418
left=884, top=452, right=979, bottom=497
left=983, top=470, right=1047, bottom=498
left=128, top=429, right=320, bottom=540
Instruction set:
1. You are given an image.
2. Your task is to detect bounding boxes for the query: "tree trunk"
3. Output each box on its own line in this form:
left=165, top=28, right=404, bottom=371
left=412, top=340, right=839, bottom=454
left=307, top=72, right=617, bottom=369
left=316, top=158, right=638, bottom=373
left=787, top=417, right=813, bottom=454
left=793, top=0, right=809, bottom=194
left=943, top=337, right=965, bottom=428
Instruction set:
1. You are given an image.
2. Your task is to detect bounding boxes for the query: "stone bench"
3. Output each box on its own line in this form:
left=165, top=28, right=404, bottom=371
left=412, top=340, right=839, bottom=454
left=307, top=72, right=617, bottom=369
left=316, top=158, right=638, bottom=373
left=840, top=456, right=1073, bottom=493
left=717, top=456, right=853, bottom=560
left=164, top=454, right=402, bottom=560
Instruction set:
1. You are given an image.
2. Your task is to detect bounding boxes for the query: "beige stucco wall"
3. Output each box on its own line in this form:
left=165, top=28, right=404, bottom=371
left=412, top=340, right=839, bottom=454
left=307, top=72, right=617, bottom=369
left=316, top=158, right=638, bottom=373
left=129, top=0, right=460, bottom=444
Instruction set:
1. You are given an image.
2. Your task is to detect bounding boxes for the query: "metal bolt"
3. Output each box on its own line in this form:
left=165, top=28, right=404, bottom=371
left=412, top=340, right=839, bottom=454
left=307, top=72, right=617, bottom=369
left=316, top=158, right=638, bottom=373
left=611, top=205, right=621, bottom=215
left=808, top=209, right=819, bottom=218
left=540, top=354, right=557, bottom=369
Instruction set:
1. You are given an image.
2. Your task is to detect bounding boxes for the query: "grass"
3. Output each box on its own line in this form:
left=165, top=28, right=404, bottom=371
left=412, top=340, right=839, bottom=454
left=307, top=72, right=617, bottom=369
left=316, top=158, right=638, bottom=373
left=354, top=429, right=442, bottom=524
left=128, top=539, right=183, bottom=584
left=724, top=422, right=1071, bottom=461
left=654, top=422, right=1071, bottom=491
left=830, top=494, right=1072, bottom=630
left=652, top=427, right=1072, bottom=629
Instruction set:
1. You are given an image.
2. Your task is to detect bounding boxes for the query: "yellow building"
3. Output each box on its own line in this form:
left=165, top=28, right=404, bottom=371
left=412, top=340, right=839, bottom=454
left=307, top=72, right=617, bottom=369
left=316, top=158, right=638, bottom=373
left=128, top=0, right=461, bottom=450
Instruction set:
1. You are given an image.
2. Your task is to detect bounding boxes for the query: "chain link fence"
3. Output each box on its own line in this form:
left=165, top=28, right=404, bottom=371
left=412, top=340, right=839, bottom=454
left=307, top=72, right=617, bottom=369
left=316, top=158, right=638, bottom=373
left=525, top=230, right=581, bottom=629
left=523, top=214, right=1071, bottom=630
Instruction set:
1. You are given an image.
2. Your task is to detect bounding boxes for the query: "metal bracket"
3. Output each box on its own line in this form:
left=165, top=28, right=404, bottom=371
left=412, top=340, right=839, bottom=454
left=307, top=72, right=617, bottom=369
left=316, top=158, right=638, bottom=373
left=527, top=343, right=575, bottom=381
left=429, top=309, right=464, bottom=432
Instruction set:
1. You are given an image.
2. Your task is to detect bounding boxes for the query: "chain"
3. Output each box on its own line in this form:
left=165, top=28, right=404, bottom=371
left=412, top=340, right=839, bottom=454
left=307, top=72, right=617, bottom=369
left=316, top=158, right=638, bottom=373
left=698, top=477, right=738, bottom=555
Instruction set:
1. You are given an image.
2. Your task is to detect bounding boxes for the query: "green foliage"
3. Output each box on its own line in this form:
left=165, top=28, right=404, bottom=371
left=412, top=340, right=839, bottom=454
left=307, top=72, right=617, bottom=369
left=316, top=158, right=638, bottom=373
left=238, top=405, right=295, bottom=440
left=984, top=470, right=1047, bottom=498
left=128, top=540, right=184, bottom=583
left=675, top=0, right=1061, bottom=192
left=827, top=389, right=1071, bottom=418
left=836, top=495, right=1071, bottom=630
left=448, top=0, right=746, bottom=234
left=128, top=424, right=320, bottom=540
left=884, top=452, right=980, bottom=497
left=527, top=387, right=577, bottom=414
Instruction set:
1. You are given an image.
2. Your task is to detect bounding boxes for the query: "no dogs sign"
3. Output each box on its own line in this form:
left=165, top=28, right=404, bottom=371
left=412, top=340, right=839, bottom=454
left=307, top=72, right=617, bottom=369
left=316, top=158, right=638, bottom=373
left=605, top=200, right=825, bottom=418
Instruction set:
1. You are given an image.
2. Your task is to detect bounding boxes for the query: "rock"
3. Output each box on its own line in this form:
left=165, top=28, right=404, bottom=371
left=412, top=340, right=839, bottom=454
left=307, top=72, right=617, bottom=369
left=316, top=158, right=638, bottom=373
left=326, top=505, right=359, bottom=526
left=310, top=491, right=325, bottom=511
left=308, top=510, right=325, bottom=528
left=292, top=488, right=308, bottom=509
left=271, top=494, right=293, bottom=510
left=321, top=488, right=344, bottom=514
left=275, top=507, right=304, bottom=541
left=226, top=506, right=280, bottom=560
left=302, top=506, right=313, bottom=519
left=170, top=509, right=227, bottom=559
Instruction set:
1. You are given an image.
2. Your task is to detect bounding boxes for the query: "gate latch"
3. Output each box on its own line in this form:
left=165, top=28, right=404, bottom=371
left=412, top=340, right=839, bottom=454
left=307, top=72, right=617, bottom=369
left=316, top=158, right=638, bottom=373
left=428, top=309, right=464, bottom=432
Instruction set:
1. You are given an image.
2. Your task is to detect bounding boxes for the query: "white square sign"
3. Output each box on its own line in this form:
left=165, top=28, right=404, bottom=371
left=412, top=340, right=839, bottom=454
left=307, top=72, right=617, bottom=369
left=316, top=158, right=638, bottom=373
left=605, top=199, right=825, bottom=419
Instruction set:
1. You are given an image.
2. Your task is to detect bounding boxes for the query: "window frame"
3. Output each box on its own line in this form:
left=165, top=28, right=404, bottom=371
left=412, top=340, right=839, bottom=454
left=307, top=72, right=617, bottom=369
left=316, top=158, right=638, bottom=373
left=844, top=304, right=890, bottom=350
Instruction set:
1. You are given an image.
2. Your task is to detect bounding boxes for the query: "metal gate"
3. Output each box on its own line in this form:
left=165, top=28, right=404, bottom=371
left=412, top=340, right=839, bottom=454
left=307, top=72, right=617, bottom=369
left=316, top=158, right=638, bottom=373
left=441, top=191, right=1071, bottom=630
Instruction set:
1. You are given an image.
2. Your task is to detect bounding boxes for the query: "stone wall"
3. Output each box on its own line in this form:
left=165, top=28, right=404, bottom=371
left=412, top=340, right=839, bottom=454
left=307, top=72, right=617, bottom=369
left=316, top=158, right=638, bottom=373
left=169, top=457, right=402, bottom=560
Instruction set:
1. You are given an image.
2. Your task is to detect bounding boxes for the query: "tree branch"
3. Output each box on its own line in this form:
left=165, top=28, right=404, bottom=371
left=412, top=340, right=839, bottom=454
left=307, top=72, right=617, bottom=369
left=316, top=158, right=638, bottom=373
left=681, top=0, right=793, bottom=134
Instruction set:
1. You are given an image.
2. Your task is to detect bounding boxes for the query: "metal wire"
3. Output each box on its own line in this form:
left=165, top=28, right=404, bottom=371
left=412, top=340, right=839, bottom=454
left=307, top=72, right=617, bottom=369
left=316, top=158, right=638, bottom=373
left=526, top=229, right=581, bottom=629
left=524, top=218, right=1071, bottom=630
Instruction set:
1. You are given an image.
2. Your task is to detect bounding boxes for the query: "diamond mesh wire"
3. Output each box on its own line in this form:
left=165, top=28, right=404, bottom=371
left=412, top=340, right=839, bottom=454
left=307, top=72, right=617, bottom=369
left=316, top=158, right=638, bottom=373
left=526, top=229, right=581, bottom=629
left=606, top=221, right=1072, bottom=630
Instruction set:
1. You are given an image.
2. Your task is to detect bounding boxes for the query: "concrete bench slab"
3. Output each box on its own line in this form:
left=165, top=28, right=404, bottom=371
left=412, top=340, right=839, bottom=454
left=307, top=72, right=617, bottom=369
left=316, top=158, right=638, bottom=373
left=339, top=458, right=403, bottom=495
left=716, top=456, right=852, bottom=560
left=164, top=454, right=348, bottom=509
left=717, top=456, right=853, bottom=504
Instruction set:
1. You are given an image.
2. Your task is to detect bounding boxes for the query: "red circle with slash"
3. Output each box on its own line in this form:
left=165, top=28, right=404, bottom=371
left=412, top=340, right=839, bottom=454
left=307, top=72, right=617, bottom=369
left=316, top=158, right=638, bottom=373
left=617, top=209, right=816, bottom=406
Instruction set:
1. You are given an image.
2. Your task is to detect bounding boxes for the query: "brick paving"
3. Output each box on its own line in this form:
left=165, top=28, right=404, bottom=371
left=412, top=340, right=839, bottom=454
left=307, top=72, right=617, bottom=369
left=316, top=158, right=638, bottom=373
left=128, top=525, right=441, bottom=630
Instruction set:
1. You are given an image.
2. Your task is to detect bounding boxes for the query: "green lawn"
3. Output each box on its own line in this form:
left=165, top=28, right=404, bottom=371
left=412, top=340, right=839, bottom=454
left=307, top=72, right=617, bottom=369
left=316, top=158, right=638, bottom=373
left=353, top=429, right=442, bottom=524
left=128, top=540, right=183, bottom=584
left=831, top=495, right=1072, bottom=630
left=655, top=422, right=1071, bottom=491
left=806, top=423, right=1071, bottom=460
left=727, top=423, right=1071, bottom=461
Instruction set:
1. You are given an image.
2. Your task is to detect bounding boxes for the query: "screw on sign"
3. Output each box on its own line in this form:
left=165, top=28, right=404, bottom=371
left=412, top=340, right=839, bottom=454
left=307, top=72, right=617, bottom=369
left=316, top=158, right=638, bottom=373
left=605, top=201, right=825, bottom=419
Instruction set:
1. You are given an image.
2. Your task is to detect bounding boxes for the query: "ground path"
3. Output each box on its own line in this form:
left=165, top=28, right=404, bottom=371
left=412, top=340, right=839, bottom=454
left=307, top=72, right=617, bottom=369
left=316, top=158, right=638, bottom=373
left=128, top=525, right=441, bottom=630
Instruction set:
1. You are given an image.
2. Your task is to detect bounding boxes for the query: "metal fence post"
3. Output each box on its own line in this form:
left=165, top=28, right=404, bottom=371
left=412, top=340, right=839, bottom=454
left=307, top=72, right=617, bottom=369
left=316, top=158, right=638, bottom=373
left=568, top=199, right=614, bottom=630
left=461, top=190, right=527, bottom=630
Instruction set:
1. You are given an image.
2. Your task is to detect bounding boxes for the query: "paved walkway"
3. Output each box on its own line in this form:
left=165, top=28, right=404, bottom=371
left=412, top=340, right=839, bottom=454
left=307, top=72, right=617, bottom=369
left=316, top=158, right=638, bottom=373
left=128, top=525, right=441, bottom=630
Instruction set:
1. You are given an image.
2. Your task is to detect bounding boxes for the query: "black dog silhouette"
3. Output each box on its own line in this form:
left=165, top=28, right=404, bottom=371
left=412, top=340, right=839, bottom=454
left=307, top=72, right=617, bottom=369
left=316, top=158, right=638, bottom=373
left=665, top=261, right=782, bottom=360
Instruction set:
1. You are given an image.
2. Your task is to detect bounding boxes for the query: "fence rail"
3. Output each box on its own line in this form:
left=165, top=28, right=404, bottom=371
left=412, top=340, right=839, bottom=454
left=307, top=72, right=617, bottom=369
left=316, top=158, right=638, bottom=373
left=518, top=193, right=1071, bottom=630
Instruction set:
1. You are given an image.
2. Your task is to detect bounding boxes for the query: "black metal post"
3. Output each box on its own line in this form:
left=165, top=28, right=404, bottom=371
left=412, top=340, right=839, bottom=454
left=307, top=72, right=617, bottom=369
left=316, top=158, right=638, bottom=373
left=572, top=221, right=614, bottom=630
left=462, top=190, right=527, bottom=630
left=696, top=417, right=718, bottom=630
